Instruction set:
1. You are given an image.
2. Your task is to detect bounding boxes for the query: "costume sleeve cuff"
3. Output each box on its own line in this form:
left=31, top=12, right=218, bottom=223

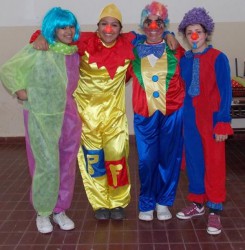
left=162, top=31, right=175, bottom=39
left=213, top=122, right=234, bottom=135
left=29, top=30, right=41, bottom=43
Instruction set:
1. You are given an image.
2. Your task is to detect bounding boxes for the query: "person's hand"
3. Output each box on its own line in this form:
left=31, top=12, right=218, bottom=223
left=33, top=34, right=49, bottom=51
left=215, top=134, right=228, bottom=142
left=16, top=89, right=28, bottom=101
left=165, top=34, right=179, bottom=50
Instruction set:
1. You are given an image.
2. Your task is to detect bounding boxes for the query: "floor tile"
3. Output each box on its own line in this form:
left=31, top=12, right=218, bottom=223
left=0, top=139, right=245, bottom=249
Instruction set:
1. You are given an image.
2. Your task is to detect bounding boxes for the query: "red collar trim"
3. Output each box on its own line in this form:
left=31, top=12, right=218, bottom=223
left=81, top=32, right=135, bottom=79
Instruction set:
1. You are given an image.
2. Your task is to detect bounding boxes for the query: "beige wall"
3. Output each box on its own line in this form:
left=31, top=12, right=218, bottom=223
left=0, top=22, right=245, bottom=136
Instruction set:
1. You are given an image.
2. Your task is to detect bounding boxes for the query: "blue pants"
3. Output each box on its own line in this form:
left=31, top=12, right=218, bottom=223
left=134, top=109, right=183, bottom=212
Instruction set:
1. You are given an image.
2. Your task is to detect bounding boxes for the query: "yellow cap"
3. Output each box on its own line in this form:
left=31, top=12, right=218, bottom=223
left=99, top=3, right=122, bottom=23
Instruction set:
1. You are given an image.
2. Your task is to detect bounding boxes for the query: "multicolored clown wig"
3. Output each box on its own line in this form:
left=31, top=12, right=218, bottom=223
left=178, top=7, right=214, bottom=35
left=140, top=1, right=169, bottom=28
left=41, top=7, right=80, bottom=45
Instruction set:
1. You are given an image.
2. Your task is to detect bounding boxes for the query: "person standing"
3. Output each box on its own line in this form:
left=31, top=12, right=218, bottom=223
left=73, top=3, right=134, bottom=220
left=0, top=7, right=82, bottom=233
left=67, top=3, right=177, bottom=220
left=128, top=1, right=185, bottom=221
left=30, top=3, right=178, bottom=221
left=176, top=7, right=233, bottom=235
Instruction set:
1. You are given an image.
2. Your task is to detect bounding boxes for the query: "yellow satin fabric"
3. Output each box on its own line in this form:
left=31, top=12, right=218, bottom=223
left=74, top=52, right=131, bottom=210
left=141, top=54, right=168, bottom=116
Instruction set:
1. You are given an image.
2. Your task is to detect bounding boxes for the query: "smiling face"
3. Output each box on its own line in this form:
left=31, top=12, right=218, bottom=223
left=97, top=17, right=122, bottom=46
left=143, top=14, right=165, bottom=44
left=185, top=24, right=208, bottom=53
left=56, top=26, right=75, bottom=44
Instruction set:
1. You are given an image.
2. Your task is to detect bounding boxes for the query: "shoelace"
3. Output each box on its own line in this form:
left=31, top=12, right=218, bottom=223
left=38, top=216, right=50, bottom=225
left=55, top=212, right=67, bottom=224
left=182, top=204, right=197, bottom=214
left=208, top=214, right=221, bottom=228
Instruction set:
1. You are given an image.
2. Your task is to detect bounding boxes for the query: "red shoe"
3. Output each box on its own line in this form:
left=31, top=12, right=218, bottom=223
left=207, top=213, right=222, bottom=235
left=176, top=203, right=205, bottom=219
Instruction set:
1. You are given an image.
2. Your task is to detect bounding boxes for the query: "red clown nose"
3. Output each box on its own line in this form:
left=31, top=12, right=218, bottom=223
left=149, top=20, right=158, bottom=30
left=191, top=32, right=199, bottom=40
left=104, top=24, right=112, bottom=33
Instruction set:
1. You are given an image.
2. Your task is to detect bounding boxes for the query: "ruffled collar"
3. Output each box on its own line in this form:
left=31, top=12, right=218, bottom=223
left=49, top=42, right=77, bottom=55
left=81, top=32, right=135, bottom=79
left=185, top=45, right=212, bottom=58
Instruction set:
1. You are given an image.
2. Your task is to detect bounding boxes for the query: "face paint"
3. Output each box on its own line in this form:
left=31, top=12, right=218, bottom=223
left=143, top=15, right=165, bottom=44
left=144, top=18, right=164, bottom=30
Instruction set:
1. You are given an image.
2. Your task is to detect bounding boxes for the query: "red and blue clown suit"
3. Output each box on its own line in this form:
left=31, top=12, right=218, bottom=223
left=180, top=45, right=233, bottom=211
left=128, top=33, right=185, bottom=212
left=73, top=32, right=135, bottom=211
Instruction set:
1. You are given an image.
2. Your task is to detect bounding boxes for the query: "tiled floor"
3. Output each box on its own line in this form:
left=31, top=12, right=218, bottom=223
left=0, top=138, right=245, bottom=250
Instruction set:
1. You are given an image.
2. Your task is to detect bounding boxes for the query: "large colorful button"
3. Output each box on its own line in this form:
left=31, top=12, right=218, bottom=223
left=153, top=91, right=160, bottom=98
left=152, top=75, right=159, bottom=82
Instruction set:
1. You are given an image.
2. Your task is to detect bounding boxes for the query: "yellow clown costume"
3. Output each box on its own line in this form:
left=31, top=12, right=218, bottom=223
left=73, top=4, right=135, bottom=211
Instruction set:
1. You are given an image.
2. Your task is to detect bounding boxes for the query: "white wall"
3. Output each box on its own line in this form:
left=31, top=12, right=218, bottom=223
left=1, top=0, right=245, bottom=27
left=0, top=0, right=245, bottom=136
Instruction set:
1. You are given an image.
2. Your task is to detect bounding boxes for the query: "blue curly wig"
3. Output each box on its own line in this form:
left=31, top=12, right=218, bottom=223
left=41, top=7, right=80, bottom=45
left=178, top=7, right=214, bottom=35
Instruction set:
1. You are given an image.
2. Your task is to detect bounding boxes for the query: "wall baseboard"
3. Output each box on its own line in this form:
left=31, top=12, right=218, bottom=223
left=0, top=132, right=244, bottom=145
left=229, top=129, right=245, bottom=140
left=0, top=135, right=137, bottom=145
left=0, top=136, right=25, bottom=145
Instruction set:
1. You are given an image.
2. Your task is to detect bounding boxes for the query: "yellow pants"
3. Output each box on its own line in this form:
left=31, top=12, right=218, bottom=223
left=77, top=110, right=131, bottom=210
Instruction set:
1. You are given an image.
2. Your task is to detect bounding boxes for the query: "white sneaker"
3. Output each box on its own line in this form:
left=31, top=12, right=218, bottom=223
left=139, top=210, right=154, bottom=221
left=53, top=212, right=75, bottom=230
left=156, top=204, right=172, bottom=220
left=36, top=215, right=53, bottom=234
